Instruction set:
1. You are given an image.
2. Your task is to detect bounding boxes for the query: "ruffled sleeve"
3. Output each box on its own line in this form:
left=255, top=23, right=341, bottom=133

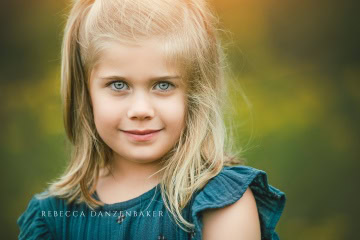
left=191, top=165, right=286, bottom=240
left=17, top=194, right=54, bottom=240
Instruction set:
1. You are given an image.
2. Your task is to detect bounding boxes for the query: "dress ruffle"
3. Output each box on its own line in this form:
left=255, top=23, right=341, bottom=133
left=191, top=165, right=286, bottom=240
left=17, top=194, right=54, bottom=240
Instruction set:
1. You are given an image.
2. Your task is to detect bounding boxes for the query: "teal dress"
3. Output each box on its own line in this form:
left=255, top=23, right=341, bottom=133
left=17, top=165, right=286, bottom=240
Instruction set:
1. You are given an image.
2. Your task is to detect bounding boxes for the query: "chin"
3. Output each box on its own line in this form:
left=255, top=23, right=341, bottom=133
left=122, top=151, right=163, bottom=162
left=131, top=157, right=162, bottom=164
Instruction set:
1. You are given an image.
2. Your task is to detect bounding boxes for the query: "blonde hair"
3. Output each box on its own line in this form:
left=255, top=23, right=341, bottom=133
left=43, top=0, right=244, bottom=232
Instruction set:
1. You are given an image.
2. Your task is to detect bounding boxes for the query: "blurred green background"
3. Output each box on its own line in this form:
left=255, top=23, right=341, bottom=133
left=1, top=0, right=359, bottom=239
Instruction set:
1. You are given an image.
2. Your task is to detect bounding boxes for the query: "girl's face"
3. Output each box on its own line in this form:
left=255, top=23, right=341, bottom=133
left=89, top=39, right=186, bottom=166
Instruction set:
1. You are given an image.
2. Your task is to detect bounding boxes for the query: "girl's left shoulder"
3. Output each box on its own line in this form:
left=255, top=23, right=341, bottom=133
left=191, top=165, right=286, bottom=240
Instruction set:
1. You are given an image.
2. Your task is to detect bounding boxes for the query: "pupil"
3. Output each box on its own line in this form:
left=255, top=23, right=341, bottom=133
left=160, top=83, right=168, bottom=90
left=115, top=82, right=124, bottom=89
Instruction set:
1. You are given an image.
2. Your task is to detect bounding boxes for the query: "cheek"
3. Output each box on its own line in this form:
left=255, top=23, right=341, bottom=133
left=158, top=95, right=186, bottom=128
left=91, top=94, right=122, bottom=130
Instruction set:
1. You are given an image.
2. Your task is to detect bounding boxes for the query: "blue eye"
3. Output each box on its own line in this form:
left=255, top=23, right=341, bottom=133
left=155, top=82, right=174, bottom=91
left=110, top=81, right=128, bottom=91
left=108, top=81, right=174, bottom=92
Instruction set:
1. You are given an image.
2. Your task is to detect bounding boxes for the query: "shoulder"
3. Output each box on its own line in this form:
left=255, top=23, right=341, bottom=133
left=190, top=165, right=286, bottom=240
left=27, top=191, right=69, bottom=213
left=202, top=187, right=261, bottom=240
left=17, top=191, right=67, bottom=240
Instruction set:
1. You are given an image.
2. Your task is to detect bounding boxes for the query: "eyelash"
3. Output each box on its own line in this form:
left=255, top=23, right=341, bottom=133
left=107, top=81, right=175, bottom=92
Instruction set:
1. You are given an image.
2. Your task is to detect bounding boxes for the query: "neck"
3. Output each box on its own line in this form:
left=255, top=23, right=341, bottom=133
left=108, top=153, right=164, bottom=187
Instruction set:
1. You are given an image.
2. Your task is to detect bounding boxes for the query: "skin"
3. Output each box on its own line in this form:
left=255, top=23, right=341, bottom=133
left=88, top=39, right=186, bottom=203
left=202, top=188, right=261, bottom=239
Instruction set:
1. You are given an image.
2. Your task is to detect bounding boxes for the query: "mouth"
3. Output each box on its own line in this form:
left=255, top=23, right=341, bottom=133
left=122, top=129, right=163, bottom=135
left=121, top=129, right=163, bottom=142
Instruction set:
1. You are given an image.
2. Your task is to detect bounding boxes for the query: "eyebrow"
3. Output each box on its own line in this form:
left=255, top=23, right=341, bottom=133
left=99, top=75, right=181, bottom=82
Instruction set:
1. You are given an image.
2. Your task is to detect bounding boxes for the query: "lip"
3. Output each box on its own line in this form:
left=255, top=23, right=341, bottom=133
left=123, top=129, right=162, bottom=135
left=121, top=129, right=163, bottom=142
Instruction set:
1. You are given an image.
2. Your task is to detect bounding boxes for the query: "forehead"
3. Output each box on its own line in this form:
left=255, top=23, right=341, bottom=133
left=91, top=39, right=180, bottom=77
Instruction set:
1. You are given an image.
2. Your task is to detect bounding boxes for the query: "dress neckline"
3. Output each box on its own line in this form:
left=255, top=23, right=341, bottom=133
left=92, top=183, right=161, bottom=210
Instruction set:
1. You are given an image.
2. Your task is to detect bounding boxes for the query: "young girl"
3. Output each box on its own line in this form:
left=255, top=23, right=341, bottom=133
left=17, top=0, right=286, bottom=239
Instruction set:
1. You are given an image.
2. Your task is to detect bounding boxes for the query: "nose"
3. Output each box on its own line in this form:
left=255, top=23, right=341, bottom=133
left=127, top=92, right=155, bottom=120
